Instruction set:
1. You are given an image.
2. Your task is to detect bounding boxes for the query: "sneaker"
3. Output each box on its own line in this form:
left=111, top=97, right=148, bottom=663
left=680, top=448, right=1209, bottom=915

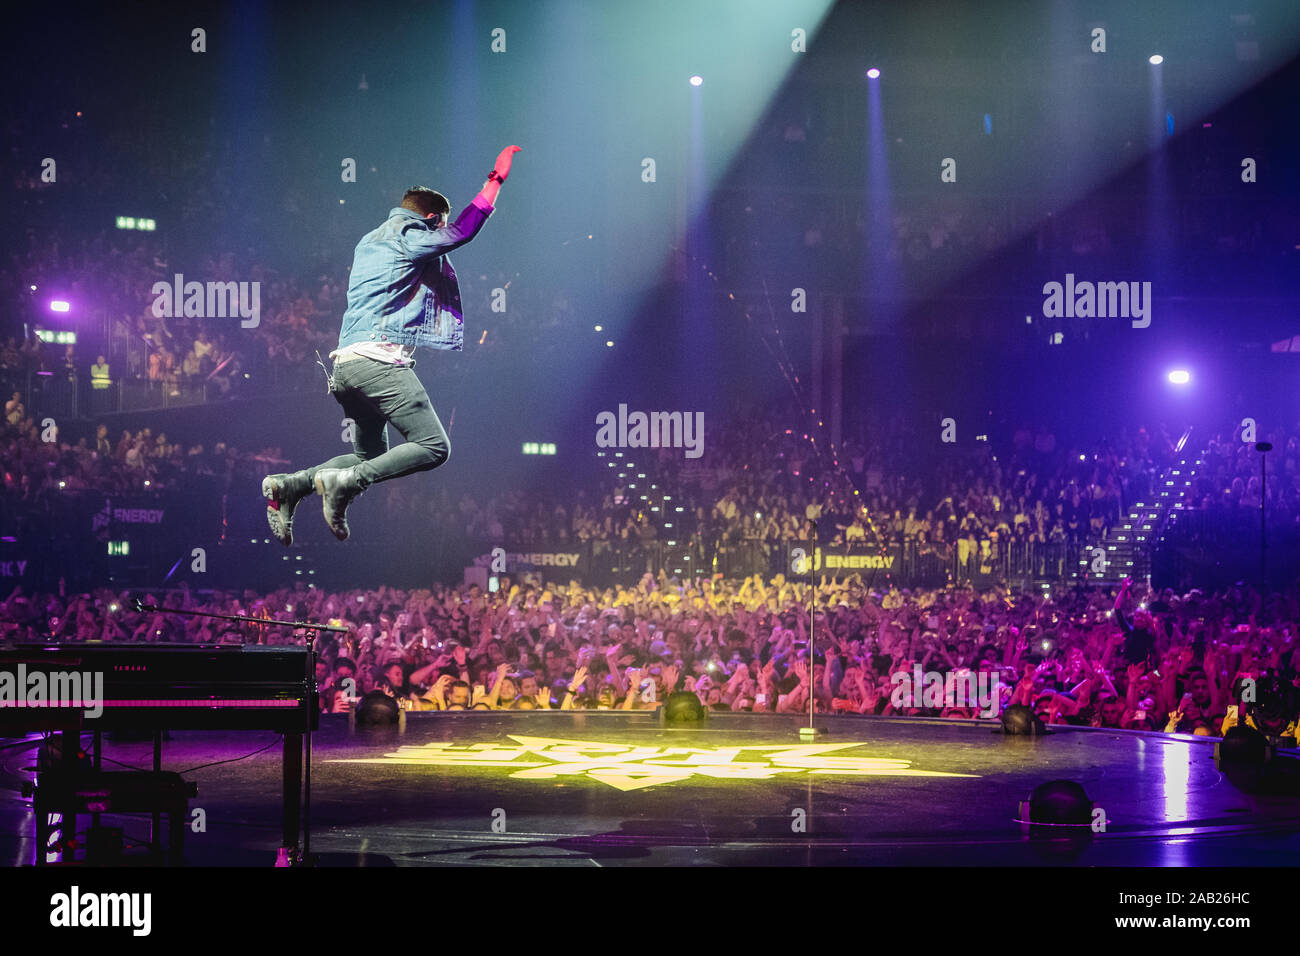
left=262, top=471, right=313, bottom=546
left=315, top=467, right=364, bottom=541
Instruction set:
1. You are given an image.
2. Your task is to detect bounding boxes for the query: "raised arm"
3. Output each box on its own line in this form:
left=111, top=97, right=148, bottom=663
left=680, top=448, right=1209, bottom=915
left=404, top=146, right=520, bottom=261
left=1112, top=577, right=1135, bottom=632
left=485, top=662, right=509, bottom=708
left=408, top=660, right=440, bottom=687
left=560, top=666, right=588, bottom=711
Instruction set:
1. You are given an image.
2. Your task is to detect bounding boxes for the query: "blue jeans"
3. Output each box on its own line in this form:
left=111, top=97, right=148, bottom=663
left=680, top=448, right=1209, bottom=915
left=306, top=357, right=450, bottom=490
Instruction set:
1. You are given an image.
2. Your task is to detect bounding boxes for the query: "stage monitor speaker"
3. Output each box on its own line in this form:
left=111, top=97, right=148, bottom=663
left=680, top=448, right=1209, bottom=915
left=661, top=691, right=707, bottom=727
left=1000, top=704, right=1045, bottom=736
left=1215, top=724, right=1273, bottom=766
left=355, top=690, right=400, bottom=726
left=1026, top=779, right=1093, bottom=825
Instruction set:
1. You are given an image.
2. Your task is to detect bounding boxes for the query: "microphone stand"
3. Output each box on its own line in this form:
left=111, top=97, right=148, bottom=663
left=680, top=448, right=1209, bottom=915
left=801, top=519, right=819, bottom=739
left=132, top=599, right=349, bottom=637
left=133, top=600, right=347, bottom=867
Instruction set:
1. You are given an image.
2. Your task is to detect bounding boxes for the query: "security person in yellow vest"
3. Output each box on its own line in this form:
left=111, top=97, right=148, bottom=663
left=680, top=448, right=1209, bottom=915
left=90, top=354, right=112, bottom=413
left=90, top=355, right=111, bottom=390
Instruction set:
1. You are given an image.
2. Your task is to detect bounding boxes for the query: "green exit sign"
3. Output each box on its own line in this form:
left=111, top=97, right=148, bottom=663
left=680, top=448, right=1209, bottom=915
left=36, top=330, right=77, bottom=345
left=107, top=541, right=130, bottom=556
left=115, top=216, right=157, bottom=231
left=522, top=442, right=556, bottom=456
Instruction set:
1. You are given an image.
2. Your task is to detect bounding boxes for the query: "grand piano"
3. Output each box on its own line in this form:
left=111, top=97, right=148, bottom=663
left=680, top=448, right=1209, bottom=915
left=0, top=642, right=317, bottom=863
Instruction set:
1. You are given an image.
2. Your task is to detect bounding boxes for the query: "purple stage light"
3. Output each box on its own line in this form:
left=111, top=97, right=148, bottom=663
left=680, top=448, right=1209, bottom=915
left=866, top=67, right=880, bottom=79
left=50, top=300, right=70, bottom=313
left=1167, top=369, right=1190, bottom=385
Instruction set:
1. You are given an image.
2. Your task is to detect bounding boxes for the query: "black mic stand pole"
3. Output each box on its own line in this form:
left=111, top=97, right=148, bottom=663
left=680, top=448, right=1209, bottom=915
left=801, top=519, right=819, bottom=739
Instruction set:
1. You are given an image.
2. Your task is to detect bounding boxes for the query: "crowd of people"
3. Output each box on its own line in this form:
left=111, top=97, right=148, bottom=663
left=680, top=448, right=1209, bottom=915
left=0, top=224, right=598, bottom=415
left=4, top=359, right=1297, bottom=577
left=0, top=403, right=289, bottom=510
left=365, top=409, right=1170, bottom=548
left=1193, top=421, right=1300, bottom=514
left=0, top=232, right=341, bottom=405
left=2, top=571, right=1296, bottom=741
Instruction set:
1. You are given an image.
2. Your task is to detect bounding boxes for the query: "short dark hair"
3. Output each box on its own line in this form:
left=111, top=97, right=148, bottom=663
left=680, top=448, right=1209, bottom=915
left=401, top=187, right=450, bottom=218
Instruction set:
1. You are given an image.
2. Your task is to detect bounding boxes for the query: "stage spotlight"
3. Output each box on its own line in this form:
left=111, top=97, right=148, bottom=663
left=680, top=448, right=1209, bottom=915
left=1245, top=672, right=1299, bottom=740
left=689, top=74, right=703, bottom=87
left=1215, top=725, right=1272, bottom=767
left=1167, top=369, right=1190, bottom=385
left=50, top=300, right=70, bottom=313
left=661, top=691, right=707, bottom=727
left=1000, top=703, right=1045, bottom=735
left=355, top=690, right=400, bottom=726
left=866, top=67, right=880, bottom=79
left=1148, top=53, right=1163, bottom=65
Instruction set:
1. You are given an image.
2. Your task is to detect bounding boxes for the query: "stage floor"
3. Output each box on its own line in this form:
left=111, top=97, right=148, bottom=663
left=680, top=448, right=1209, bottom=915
left=4, top=712, right=1299, bottom=866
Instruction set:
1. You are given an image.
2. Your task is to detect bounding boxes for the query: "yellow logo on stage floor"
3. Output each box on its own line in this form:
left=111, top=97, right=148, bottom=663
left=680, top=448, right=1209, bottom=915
left=333, top=735, right=976, bottom=791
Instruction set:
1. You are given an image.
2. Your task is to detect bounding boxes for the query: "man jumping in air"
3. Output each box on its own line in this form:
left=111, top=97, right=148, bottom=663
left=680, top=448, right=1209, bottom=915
left=261, top=144, right=521, bottom=543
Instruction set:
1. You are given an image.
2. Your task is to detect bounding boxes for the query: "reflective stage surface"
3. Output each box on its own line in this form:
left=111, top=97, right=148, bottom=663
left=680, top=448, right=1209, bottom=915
left=3, top=713, right=1299, bottom=866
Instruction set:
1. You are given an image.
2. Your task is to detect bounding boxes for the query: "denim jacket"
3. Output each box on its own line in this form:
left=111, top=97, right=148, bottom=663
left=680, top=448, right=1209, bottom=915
left=335, top=197, right=494, bottom=353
